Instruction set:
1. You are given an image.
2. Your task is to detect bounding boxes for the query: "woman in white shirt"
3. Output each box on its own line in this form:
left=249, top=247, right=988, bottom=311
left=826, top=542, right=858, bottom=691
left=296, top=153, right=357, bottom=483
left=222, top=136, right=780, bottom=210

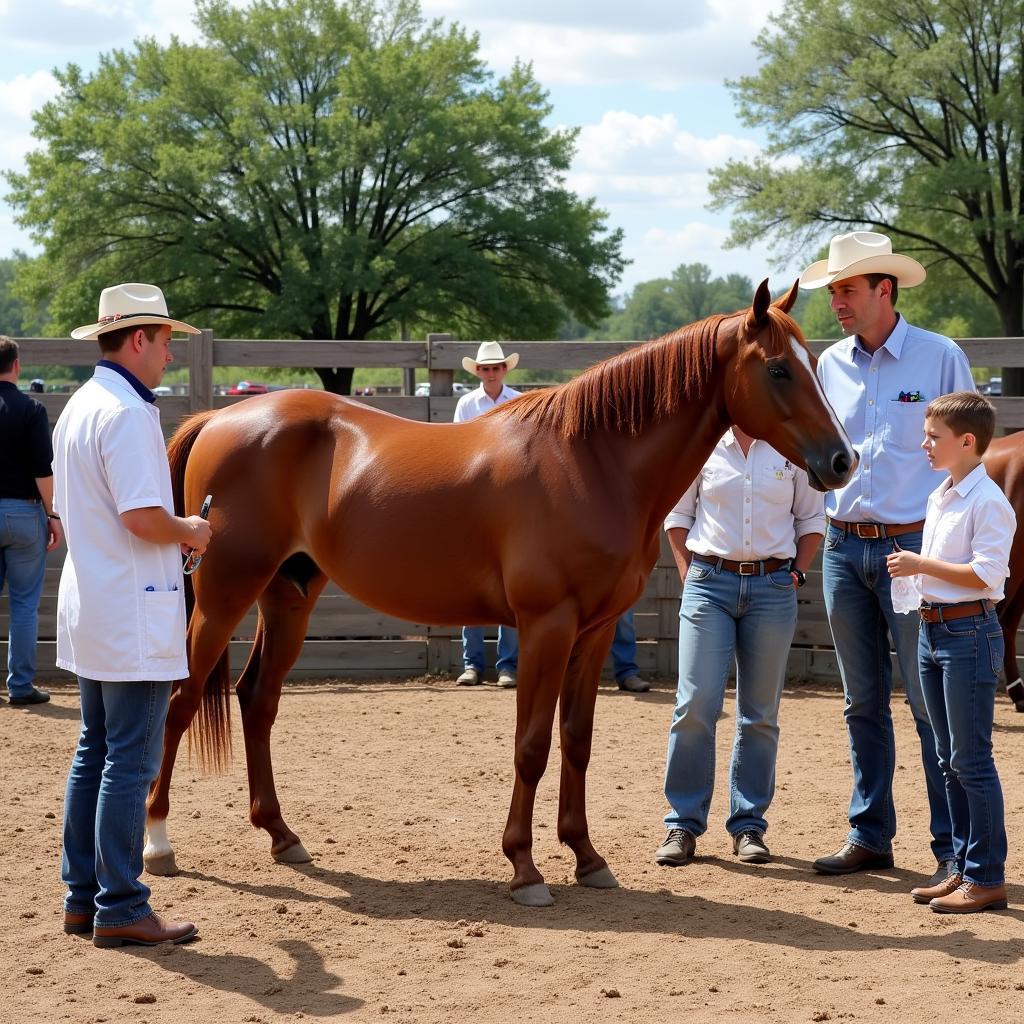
left=655, top=427, right=825, bottom=867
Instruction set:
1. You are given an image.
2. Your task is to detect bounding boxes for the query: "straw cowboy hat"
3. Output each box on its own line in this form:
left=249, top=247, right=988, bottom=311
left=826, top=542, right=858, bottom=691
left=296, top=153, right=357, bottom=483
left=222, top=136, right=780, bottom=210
left=71, top=283, right=200, bottom=340
left=799, top=231, right=927, bottom=290
left=462, top=340, right=520, bottom=373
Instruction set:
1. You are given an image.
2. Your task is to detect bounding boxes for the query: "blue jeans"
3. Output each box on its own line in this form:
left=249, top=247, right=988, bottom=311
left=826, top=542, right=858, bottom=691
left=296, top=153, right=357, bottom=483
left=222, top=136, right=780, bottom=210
left=919, top=608, right=1007, bottom=886
left=62, top=677, right=172, bottom=926
left=822, top=525, right=953, bottom=860
left=612, top=610, right=638, bottom=681
left=664, top=562, right=796, bottom=837
left=0, top=499, right=48, bottom=698
left=462, top=626, right=518, bottom=674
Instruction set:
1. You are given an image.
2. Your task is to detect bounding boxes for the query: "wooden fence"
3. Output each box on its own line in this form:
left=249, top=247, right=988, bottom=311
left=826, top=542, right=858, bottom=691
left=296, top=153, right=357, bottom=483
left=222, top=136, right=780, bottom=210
left=5, top=332, right=1024, bottom=683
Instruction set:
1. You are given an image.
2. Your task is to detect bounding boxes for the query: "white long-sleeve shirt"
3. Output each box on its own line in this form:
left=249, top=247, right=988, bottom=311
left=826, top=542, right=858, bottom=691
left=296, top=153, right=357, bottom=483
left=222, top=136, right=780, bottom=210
left=453, top=384, right=521, bottom=422
left=663, top=430, right=825, bottom=561
left=918, top=463, right=1016, bottom=604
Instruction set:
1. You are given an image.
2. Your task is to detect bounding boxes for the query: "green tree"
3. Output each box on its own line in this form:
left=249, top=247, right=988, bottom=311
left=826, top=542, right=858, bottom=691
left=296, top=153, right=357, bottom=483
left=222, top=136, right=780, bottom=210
left=708, top=0, right=1024, bottom=386
left=604, top=263, right=756, bottom=341
left=5, top=0, right=624, bottom=393
left=0, top=254, right=45, bottom=336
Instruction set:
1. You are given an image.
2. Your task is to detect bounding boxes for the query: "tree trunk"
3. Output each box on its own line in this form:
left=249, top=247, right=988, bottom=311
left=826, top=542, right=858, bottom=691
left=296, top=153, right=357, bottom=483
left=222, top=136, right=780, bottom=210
left=997, top=281, right=1024, bottom=398
left=316, top=367, right=355, bottom=395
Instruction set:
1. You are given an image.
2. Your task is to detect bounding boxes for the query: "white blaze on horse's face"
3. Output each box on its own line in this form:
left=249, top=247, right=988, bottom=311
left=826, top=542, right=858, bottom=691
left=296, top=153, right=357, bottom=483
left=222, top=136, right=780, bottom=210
left=788, top=335, right=855, bottom=462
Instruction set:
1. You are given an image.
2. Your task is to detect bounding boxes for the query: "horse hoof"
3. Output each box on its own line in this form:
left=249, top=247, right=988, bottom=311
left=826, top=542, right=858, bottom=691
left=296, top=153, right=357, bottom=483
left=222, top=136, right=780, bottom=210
left=510, top=883, right=555, bottom=907
left=143, top=851, right=179, bottom=876
left=272, top=841, right=312, bottom=864
left=576, top=866, right=619, bottom=889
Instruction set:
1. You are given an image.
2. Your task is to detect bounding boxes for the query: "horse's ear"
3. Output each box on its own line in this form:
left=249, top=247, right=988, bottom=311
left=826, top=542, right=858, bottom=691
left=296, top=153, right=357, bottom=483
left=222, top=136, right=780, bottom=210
left=773, top=279, right=800, bottom=314
left=748, top=279, right=772, bottom=327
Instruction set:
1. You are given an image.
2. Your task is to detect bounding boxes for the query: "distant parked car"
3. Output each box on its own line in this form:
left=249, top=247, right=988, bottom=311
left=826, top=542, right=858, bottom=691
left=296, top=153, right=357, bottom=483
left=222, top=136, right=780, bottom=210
left=227, top=380, right=269, bottom=395
left=415, top=382, right=430, bottom=396
left=152, top=385, right=172, bottom=397
left=452, top=382, right=471, bottom=394
left=982, top=376, right=1002, bottom=396
left=29, top=378, right=45, bottom=393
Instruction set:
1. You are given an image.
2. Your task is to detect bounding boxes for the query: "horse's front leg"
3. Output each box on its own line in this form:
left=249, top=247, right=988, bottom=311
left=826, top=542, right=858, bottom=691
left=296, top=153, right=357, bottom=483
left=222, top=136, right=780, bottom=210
left=558, top=622, right=619, bottom=889
left=502, top=609, right=577, bottom=907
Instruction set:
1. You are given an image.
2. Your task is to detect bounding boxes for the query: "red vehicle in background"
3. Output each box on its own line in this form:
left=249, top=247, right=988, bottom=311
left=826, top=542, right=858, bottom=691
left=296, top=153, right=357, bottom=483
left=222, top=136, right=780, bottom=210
left=226, top=380, right=270, bottom=395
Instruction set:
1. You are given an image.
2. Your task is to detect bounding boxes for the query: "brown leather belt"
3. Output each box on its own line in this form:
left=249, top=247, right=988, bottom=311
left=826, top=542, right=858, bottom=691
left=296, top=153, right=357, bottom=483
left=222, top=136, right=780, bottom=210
left=692, top=554, right=790, bottom=576
left=828, top=518, right=925, bottom=540
left=919, top=601, right=992, bottom=624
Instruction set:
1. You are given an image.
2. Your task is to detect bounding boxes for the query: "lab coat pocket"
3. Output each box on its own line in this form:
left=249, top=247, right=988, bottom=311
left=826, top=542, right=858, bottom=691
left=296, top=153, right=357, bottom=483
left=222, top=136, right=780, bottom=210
left=143, top=589, right=186, bottom=660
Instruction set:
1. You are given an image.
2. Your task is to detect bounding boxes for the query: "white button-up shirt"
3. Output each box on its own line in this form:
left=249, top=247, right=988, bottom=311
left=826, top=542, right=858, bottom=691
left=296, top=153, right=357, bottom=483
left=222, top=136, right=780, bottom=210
left=52, top=367, right=187, bottom=681
left=453, top=383, right=521, bottom=422
left=663, top=431, right=826, bottom=560
left=817, top=316, right=974, bottom=523
left=918, top=463, right=1016, bottom=604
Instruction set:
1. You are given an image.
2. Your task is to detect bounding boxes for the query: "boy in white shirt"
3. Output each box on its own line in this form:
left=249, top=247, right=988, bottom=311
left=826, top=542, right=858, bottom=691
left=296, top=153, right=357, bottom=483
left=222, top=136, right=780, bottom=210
left=887, top=391, right=1015, bottom=913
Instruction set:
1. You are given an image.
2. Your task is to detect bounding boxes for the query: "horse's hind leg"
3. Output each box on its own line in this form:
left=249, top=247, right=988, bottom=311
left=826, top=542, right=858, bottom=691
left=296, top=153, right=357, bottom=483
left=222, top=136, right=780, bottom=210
left=144, top=596, right=249, bottom=875
left=557, top=622, right=618, bottom=890
left=238, top=564, right=328, bottom=863
left=998, top=583, right=1024, bottom=711
left=502, top=609, right=577, bottom=907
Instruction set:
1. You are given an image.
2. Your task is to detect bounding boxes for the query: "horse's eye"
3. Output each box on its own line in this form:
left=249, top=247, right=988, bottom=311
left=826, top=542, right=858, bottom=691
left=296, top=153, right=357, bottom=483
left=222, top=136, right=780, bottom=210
left=767, top=364, right=790, bottom=380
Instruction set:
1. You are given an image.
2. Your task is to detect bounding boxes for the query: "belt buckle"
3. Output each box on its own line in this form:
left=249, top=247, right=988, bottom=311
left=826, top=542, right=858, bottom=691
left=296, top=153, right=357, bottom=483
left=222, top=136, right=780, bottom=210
left=738, top=561, right=757, bottom=576
left=854, top=523, right=882, bottom=539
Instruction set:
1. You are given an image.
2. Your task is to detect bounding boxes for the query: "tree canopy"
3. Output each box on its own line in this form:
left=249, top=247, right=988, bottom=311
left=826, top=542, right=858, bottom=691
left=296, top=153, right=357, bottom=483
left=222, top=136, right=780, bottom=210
left=5, top=0, right=624, bottom=392
left=601, top=263, right=760, bottom=341
left=708, top=0, right=1024, bottom=347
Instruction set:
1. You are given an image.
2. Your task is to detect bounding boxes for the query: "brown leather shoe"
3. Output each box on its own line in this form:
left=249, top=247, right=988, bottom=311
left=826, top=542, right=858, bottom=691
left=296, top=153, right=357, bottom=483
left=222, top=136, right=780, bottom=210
left=93, top=911, right=198, bottom=948
left=911, top=870, right=962, bottom=905
left=930, top=881, right=1008, bottom=914
left=812, top=843, right=894, bottom=875
left=63, top=910, right=94, bottom=935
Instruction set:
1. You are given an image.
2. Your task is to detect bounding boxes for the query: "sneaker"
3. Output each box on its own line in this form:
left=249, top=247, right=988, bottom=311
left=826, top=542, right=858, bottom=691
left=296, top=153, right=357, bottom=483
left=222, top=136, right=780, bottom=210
left=617, top=674, right=650, bottom=693
left=732, top=829, right=771, bottom=863
left=497, top=672, right=517, bottom=689
left=655, top=828, right=695, bottom=866
left=8, top=686, right=50, bottom=706
left=456, top=668, right=481, bottom=686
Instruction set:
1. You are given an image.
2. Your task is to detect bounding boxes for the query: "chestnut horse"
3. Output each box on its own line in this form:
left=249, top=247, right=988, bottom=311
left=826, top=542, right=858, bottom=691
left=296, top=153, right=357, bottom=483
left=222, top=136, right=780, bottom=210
left=143, top=280, right=855, bottom=907
left=983, top=433, right=1024, bottom=712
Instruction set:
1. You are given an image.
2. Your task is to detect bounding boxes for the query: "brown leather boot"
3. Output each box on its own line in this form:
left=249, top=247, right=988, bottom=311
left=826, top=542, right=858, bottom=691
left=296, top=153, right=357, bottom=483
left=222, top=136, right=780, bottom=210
left=930, top=881, right=1008, bottom=914
left=93, top=912, right=198, bottom=947
left=910, top=871, right=962, bottom=905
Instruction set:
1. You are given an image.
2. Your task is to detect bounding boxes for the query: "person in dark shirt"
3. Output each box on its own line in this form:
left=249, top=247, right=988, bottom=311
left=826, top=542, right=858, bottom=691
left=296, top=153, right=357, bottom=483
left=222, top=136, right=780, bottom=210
left=0, top=336, right=62, bottom=705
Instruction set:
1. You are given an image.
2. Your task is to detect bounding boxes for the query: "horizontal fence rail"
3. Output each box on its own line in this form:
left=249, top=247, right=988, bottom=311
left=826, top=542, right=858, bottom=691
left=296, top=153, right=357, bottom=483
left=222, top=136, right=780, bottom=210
left=7, top=332, right=1024, bottom=683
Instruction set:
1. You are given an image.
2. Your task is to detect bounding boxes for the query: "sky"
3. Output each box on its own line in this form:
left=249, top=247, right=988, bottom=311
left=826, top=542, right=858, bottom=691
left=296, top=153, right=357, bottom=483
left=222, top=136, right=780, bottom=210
left=0, top=0, right=801, bottom=297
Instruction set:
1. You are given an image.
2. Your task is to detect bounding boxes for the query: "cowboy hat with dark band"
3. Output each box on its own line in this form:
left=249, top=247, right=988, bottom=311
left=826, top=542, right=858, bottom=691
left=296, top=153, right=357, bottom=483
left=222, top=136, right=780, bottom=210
left=799, top=232, right=926, bottom=291
left=71, top=283, right=200, bottom=340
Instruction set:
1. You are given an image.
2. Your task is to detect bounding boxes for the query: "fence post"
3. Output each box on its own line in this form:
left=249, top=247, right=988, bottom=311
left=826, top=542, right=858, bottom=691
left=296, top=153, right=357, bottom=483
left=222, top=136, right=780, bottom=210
left=189, top=329, right=214, bottom=412
left=427, top=332, right=453, bottom=399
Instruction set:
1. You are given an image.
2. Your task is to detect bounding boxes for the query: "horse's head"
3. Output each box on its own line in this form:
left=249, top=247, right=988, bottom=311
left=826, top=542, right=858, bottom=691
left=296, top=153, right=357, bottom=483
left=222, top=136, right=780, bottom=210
left=724, top=279, right=857, bottom=492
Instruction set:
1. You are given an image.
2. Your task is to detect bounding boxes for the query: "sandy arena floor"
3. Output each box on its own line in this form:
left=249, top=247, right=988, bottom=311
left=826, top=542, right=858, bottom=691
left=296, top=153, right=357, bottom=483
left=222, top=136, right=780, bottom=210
left=2, top=677, right=1023, bottom=1024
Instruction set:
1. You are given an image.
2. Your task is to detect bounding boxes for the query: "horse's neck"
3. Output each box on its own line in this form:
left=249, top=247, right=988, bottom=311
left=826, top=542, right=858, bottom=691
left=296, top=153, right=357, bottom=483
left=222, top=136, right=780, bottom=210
left=608, top=382, right=729, bottom=531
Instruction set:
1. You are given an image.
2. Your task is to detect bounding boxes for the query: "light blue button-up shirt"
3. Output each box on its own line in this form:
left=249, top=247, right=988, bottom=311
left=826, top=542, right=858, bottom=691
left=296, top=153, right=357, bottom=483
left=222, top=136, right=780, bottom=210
left=816, top=315, right=974, bottom=523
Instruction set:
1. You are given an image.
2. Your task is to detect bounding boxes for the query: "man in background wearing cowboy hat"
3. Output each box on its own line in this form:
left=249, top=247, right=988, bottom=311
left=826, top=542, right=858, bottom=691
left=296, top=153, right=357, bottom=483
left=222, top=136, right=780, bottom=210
left=801, top=232, right=974, bottom=886
left=453, top=341, right=522, bottom=688
left=53, top=283, right=212, bottom=948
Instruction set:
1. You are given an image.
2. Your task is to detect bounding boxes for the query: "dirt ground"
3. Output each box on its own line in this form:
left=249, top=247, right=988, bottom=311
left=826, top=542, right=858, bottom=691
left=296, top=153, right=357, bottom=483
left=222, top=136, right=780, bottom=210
left=2, top=677, right=1023, bottom=1024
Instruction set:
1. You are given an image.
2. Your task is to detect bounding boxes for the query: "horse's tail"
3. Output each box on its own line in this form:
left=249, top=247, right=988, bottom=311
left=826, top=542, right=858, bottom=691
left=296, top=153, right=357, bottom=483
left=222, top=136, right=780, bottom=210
left=167, top=410, right=233, bottom=774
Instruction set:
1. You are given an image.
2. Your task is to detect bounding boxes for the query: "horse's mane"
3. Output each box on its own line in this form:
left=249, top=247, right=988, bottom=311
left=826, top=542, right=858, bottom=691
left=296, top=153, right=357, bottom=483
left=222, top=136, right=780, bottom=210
left=496, top=304, right=801, bottom=439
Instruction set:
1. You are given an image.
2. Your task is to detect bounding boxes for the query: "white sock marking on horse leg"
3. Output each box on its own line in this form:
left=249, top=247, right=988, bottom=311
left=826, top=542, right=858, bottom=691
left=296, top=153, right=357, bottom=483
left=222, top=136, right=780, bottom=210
left=144, top=818, right=172, bottom=859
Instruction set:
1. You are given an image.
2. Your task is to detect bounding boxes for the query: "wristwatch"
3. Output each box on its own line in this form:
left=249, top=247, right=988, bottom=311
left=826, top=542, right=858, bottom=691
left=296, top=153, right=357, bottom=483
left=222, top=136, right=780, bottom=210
left=791, top=568, right=806, bottom=588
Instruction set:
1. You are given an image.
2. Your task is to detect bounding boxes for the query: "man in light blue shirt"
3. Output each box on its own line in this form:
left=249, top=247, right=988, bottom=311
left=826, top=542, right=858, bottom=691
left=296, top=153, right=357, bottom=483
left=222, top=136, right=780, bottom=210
left=800, top=232, right=974, bottom=884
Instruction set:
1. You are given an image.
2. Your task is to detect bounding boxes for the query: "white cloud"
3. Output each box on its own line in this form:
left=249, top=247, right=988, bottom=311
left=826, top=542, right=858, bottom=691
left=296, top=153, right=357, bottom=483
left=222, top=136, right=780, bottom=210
left=0, top=70, right=61, bottom=125
left=421, top=0, right=787, bottom=87
left=566, top=110, right=760, bottom=211
left=0, top=0, right=135, bottom=48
